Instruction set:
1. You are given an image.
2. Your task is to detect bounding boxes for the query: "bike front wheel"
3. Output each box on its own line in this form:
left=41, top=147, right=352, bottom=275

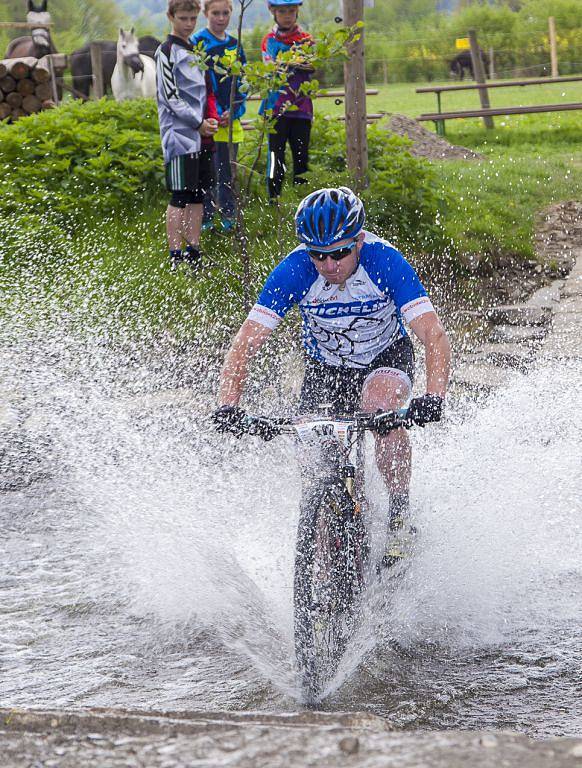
left=293, top=480, right=369, bottom=704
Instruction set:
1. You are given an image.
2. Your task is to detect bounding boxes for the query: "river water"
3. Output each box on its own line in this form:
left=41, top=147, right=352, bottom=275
left=1, top=288, right=581, bottom=738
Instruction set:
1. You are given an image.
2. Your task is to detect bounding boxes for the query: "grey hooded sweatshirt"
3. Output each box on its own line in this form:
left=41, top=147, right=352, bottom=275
left=155, top=35, right=206, bottom=163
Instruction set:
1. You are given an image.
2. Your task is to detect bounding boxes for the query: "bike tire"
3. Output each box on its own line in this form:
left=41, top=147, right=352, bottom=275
left=293, top=481, right=369, bottom=704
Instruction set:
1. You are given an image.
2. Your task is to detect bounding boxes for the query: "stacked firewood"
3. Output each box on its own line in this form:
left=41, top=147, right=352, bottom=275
left=0, top=56, right=57, bottom=121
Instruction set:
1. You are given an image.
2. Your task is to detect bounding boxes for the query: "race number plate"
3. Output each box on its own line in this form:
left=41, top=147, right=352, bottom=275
left=294, top=419, right=353, bottom=448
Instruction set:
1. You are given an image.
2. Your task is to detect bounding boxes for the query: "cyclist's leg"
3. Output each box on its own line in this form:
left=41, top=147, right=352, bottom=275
left=360, top=337, right=415, bottom=494
left=361, top=338, right=418, bottom=567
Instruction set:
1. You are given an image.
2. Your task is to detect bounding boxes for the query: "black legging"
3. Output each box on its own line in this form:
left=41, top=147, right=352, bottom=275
left=267, top=116, right=312, bottom=200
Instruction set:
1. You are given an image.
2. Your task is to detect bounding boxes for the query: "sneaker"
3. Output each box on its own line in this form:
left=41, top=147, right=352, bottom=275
left=183, top=245, right=202, bottom=274
left=201, top=220, right=214, bottom=233
left=220, top=217, right=235, bottom=233
left=380, top=508, right=418, bottom=570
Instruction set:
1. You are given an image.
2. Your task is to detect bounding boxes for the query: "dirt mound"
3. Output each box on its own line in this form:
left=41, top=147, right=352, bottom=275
left=385, top=114, right=484, bottom=161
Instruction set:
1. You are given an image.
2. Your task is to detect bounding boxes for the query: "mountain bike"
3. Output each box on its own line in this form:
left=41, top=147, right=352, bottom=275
left=239, top=407, right=411, bottom=704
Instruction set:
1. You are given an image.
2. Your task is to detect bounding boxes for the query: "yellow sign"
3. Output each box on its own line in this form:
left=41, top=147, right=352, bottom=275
left=455, top=37, right=471, bottom=50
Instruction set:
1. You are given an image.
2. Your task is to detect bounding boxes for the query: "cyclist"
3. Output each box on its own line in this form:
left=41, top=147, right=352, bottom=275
left=213, top=187, right=451, bottom=565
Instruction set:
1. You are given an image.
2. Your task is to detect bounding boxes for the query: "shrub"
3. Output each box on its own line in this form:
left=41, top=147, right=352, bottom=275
left=0, top=98, right=163, bottom=226
left=0, top=97, right=446, bottom=256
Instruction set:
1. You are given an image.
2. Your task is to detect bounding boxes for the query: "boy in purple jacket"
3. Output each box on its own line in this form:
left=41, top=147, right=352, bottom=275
left=259, top=0, right=313, bottom=202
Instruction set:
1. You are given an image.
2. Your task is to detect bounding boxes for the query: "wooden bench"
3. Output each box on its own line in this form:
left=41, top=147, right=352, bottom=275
left=416, top=75, right=582, bottom=135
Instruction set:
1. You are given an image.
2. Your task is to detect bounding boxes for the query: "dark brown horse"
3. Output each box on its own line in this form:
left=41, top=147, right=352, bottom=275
left=449, top=48, right=490, bottom=81
left=6, top=0, right=57, bottom=59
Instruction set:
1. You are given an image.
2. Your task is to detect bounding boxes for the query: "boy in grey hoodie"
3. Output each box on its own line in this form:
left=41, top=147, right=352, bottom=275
left=156, top=0, right=218, bottom=271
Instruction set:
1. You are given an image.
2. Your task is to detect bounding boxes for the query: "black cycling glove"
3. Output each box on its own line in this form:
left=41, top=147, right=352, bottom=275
left=212, top=406, right=280, bottom=442
left=212, top=405, right=248, bottom=438
left=406, top=394, right=444, bottom=427
left=247, top=417, right=280, bottom=442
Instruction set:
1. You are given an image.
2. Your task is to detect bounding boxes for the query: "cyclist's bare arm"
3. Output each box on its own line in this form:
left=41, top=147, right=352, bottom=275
left=218, top=320, right=274, bottom=405
left=409, top=311, right=451, bottom=398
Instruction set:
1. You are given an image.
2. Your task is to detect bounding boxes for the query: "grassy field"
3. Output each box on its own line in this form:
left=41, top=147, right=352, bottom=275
left=245, top=77, right=582, bottom=119
left=245, top=77, right=582, bottom=171
left=235, top=78, right=582, bottom=278
left=323, top=79, right=582, bottom=117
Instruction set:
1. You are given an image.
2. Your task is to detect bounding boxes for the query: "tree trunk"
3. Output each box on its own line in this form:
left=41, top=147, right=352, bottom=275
left=6, top=91, right=23, bottom=109
left=0, top=102, right=10, bottom=120
left=4, top=58, right=36, bottom=80
left=35, top=81, right=52, bottom=101
left=22, top=94, right=42, bottom=114
left=31, top=61, right=51, bottom=84
left=17, top=78, right=36, bottom=96
left=0, top=75, right=16, bottom=94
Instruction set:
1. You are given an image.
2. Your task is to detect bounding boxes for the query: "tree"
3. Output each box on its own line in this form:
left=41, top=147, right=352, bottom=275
left=365, top=0, right=439, bottom=28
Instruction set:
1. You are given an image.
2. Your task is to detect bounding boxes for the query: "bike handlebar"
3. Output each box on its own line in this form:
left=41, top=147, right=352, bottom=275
left=241, top=409, right=413, bottom=440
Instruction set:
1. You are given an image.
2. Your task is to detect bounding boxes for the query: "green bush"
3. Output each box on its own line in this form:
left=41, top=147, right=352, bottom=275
left=0, top=98, right=445, bottom=253
left=0, top=98, right=163, bottom=225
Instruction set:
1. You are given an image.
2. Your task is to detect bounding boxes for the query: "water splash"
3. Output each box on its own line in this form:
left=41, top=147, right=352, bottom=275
left=1, top=250, right=581, bottom=728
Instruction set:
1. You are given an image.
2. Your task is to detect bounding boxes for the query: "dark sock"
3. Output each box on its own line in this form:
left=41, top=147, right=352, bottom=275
left=170, top=248, right=182, bottom=262
left=389, top=492, right=409, bottom=530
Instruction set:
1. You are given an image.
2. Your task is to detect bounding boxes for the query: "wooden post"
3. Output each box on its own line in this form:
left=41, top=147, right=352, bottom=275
left=46, top=54, right=59, bottom=105
left=342, top=0, right=368, bottom=190
left=382, top=59, right=388, bottom=85
left=90, top=43, right=104, bottom=100
left=549, top=16, right=559, bottom=78
left=469, top=29, right=493, bottom=129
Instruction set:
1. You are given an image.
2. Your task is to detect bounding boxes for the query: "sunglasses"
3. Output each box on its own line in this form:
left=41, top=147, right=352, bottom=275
left=308, top=241, right=356, bottom=262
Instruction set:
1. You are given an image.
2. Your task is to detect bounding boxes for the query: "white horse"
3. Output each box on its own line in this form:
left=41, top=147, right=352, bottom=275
left=111, top=28, right=156, bottom=101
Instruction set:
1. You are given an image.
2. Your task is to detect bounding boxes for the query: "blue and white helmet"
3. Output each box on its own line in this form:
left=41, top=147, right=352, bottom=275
left=268, top=0, right=302, bottom=5
left=295, top=186, right=365, bottom=247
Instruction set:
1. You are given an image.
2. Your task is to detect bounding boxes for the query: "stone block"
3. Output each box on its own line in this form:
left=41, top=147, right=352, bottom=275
left=526, top=281, right=564, bottom=308
left=489, top=325, right=548, bottom=344
left=486, top=305, right=552, bottom=327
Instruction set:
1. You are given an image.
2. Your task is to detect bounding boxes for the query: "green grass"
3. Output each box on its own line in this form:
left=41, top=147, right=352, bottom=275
left=0, top=200, right=304, bottom=344
left=245, top=77, right=582, bottom=119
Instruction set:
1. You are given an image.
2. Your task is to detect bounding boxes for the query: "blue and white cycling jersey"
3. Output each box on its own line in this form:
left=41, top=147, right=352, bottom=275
left=248, top=232, right=435, bottom=368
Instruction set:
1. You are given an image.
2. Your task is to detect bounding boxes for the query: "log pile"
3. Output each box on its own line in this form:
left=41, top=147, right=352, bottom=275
left=0, top=56, right=57, bottom=122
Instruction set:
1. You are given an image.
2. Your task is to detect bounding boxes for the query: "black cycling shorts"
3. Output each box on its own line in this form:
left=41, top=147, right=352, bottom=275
left=166, top=149, right=215, bottom=207
left=298, top=336, right=415, bottom=416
